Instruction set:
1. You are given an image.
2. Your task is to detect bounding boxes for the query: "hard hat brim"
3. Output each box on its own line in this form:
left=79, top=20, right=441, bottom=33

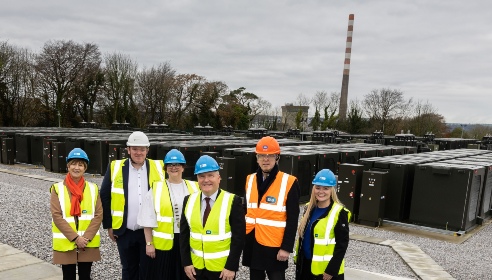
left=126, top=142, right=150, bottom=147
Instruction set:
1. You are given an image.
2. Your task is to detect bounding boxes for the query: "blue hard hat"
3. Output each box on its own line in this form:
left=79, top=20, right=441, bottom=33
left=312, top=169, right=337, bottom=187
left=66, top=148, right=89, bottom=164
left=194, top=155, right=220, bottom=175
left=164, top=149, right=186, bottom=164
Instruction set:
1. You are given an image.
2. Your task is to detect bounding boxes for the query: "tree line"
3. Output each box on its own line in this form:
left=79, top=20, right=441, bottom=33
left=2, top=39, right=490, bottom=139
left=305, top=89, right=491, bottom=139
left=0, top=40, right=270, bottom=130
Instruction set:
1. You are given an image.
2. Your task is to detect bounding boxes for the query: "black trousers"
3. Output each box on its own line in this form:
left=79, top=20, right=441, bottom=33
left=250, top=268, right=285, bottom=280
left=144, top=234, right=186, bottom=280
left=116, top=229, right=148, bottom=280
left=61, top=262, right=92, bottom=280
left=193, top=268, right=236, bottom=280
left=298, top=258, right=344, bottom=280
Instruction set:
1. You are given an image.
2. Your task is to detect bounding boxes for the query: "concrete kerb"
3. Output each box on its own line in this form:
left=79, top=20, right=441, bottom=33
left=0, top=243, right=62, bottom=280
left=351, top=233, right=455, bottom=280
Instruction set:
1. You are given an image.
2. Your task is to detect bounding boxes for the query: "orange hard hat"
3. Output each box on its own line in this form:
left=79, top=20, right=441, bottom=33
left=255, top=136, right=280, bottom=154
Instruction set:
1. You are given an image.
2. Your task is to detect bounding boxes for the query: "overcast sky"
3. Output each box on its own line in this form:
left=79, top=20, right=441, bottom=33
left=2, top=0, right=491, bottom=124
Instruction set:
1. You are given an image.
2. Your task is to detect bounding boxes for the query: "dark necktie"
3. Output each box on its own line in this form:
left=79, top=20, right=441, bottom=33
left=203, top=197, right=211, bottom=226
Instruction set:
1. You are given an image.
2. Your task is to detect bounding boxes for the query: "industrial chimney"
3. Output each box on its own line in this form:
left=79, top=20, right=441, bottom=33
left=338, top=14, right=354, bottom=121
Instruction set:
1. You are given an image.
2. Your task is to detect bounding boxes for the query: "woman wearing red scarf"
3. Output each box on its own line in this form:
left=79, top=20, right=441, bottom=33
left=50, top=148, right=103, bottom=280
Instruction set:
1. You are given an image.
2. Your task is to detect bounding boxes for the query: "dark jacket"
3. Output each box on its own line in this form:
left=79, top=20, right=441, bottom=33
left=100, top=158, right=153, bottom=236
left=295, top=201, right=349, bottom=278
left=242, top=164, right=301, bottom=271
left=179, top=189, right=245, bottom=272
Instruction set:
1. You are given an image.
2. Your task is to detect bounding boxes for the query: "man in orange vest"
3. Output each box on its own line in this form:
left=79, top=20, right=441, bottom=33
left=243, top=136, right=301, bottom=280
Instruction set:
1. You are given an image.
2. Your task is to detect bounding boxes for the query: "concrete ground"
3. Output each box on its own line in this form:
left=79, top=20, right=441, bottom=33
left=1, top=239, right=450, bottom=280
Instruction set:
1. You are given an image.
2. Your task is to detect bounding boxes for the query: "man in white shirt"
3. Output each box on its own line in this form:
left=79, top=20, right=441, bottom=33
left=100, top=132, right=164, bottom=280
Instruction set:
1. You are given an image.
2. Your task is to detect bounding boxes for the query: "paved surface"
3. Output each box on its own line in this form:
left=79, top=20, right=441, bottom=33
left=0, top=243, right=61, bottom=280
left=0, top=242, right=412, bottom=280
left=1, top=239, right=441, bottom=280
left=351, top=233, right=455, bottom=280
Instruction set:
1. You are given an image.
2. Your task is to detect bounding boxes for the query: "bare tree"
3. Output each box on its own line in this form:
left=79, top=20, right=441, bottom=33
left=35, top=40, right=100, bottom=126
left=468, top=124, right=492, bottom=140
left=311, top=91, right=339, bottom=113
left=249, top=97, right=271, bottom=127
left=167, top=73, right=205, bottom=129
left=407, top=100, right=446, bottom=136
left=362, top=88, right=412, bottom=134
left=73, top=57, right=103, bottom=125
left=296, top=92, right=311, bottom=106
left=102, top=52, right=138, bottom=125
left=0, top=42, right=18, bottom=125
left=312, top=91, right=328, bottom=112
left=0, top=42, right=41, bottom=126
left=136, top=62, right=176, bottom=125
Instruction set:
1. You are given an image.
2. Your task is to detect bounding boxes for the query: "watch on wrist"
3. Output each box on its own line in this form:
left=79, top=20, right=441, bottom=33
left=146, top=242, right=153, bottom=246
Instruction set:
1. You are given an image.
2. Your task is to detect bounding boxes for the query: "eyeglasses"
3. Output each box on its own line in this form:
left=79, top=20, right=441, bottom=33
left=167, top=163, right=183, bottom=167
left=256, top=154, right=277, bottom=160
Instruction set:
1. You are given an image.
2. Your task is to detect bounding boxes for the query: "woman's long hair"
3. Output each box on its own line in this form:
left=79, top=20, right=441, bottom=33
left=297, top=185, right=344, bottom=237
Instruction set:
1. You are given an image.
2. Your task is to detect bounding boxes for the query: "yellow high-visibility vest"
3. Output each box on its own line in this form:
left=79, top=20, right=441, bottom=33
left=184, top=191, right=234, bottom=272
left=110, top=159, right=164, bottom=229
left=293, top=203, right=351, bottom=276
left=51, top=182, right=100, bottom=252
left=151, top=179, right=199, bottom=250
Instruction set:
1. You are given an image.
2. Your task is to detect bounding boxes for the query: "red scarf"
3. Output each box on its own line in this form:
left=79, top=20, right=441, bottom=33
left=65, top=174, right=85, bottom=217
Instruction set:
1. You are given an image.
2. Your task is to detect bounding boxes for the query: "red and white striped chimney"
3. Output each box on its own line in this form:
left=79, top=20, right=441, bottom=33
left=339, top=14, right=354, bottom=121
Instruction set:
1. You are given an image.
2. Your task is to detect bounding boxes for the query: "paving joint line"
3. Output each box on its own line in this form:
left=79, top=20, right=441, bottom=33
left=350, top=233, right=455, bottom=280
left=0, top=168, right=60, bottom=183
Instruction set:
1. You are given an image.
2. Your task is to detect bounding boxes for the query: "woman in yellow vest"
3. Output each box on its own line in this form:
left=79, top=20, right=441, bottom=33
left=50, top=148, right=103, bottom=280
left=138, top=149, right=199, bottom=279
left=294, top=169, right=350, bottom=280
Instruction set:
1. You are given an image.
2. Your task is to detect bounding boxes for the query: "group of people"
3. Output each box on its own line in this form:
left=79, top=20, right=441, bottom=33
left=50, top=132, right=350, bottom=280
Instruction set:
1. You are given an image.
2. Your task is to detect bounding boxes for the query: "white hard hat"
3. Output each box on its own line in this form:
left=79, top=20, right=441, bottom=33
left=127, top=131, right=150, bottom=147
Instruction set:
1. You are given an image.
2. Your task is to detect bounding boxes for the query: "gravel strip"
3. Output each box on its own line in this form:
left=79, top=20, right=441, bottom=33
left=1, top=163, right=491, bottom=279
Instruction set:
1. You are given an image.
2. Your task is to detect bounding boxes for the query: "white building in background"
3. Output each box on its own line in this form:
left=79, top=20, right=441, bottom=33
left=281, top=103, right=309, bottom=131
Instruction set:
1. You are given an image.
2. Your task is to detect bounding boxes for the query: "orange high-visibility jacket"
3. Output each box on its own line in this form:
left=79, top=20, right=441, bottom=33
left=245, top=171, right=296, bottom=247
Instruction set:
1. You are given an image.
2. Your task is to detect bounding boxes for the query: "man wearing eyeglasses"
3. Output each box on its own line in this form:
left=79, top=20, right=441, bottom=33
left=243, top=136, right=301, bottom=280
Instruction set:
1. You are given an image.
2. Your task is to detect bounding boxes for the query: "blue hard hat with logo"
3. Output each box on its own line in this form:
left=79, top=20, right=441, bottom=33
left=164, top=149, right=186, bottom=164
left=312, top=169, right=337, bottom=187
left=194, top=155, right=220, bottom=175
left=66, top=148, right=89, bottom=164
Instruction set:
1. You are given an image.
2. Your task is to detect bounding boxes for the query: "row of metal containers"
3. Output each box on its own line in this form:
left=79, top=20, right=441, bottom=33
left=0, top=127, right=297, bottom=171
left=1, top=128, right=250, bottom=174
left=5, top=127, right=490, bottom=234
left=2, top=128, right=418, bottom=196
left=341, top=149, right=492, bottom=233
left=212, top=143, right=419, bottom=204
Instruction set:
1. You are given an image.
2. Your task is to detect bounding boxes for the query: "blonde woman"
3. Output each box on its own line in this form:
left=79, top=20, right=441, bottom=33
left=294, top=169, right=350, bottom=280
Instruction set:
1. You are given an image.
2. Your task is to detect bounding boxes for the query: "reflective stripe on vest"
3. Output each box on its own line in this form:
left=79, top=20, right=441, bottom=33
left=110, top=159, right=164, bottom=229
left=152, top=181, right=174, bottom=250
left=184, top=180, right=199, bottom=193
left=150, top=179, right=198, bottom=250
left=52, top=182, right=100, bottom=252
left=184, top=191, right=234, bottom=272
left=244, top=172, right=295, bottom=247
left=311, top=203, right=345, bottom=276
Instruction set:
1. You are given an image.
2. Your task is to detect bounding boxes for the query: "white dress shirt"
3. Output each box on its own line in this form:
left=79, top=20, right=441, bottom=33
left=126, top=161, right=148, bottom=230
left=201, top=189, right=219, bottom=218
